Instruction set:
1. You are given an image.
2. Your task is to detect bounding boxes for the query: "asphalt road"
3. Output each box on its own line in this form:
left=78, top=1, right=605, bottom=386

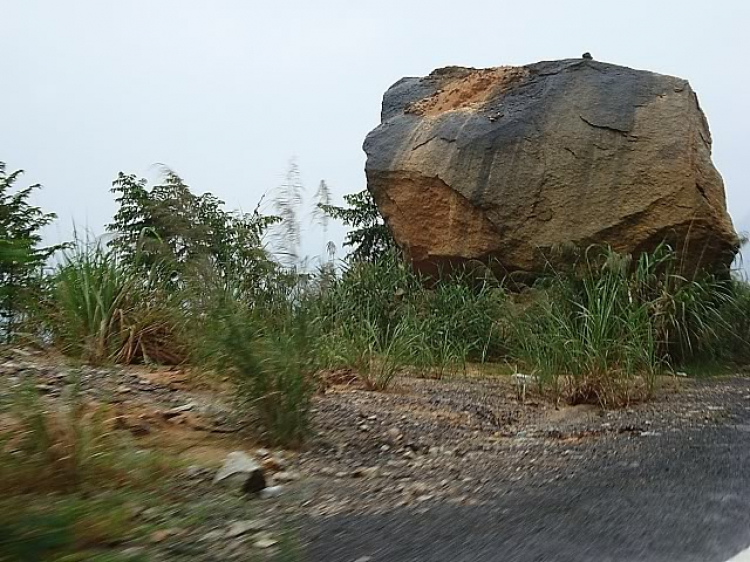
left=302, top=381, right=750, bottom=562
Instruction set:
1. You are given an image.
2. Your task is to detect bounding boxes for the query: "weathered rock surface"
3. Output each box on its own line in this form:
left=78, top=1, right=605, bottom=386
left=213, top=451, right=267, bottom=494
left=363, top=59, right=738, bottom=277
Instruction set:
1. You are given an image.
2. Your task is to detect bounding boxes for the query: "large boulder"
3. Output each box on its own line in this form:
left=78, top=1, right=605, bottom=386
left=363, top=58, right=738, bottom=278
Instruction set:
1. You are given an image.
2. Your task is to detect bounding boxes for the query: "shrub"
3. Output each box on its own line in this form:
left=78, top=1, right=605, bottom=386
left=508, top=244, right=737, bottom=406
left=197, top=295, right=315, bottom=447
left=628, top=245, right=735, bottom=363
left=511, top=261, right=660, bottom=406
left=315, top=249, right=421, bottom=343
left=722, top=278, right=750, bottom=362
left=107, top=169, right=278, bottom=288
left=47, top=238, right=185, bottom=365
left=0, top=162, right=61, bottom=342
left=319, top=189, right=395, bottom=262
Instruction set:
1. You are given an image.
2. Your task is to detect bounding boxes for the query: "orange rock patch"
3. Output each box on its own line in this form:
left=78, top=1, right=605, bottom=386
left=407, top=66, right=528, bottom=117
left=374, top=172, right=500, bottom=265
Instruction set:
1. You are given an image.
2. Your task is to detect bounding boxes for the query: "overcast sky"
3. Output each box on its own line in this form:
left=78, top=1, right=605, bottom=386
left=2, top=1, right=749, bottom=263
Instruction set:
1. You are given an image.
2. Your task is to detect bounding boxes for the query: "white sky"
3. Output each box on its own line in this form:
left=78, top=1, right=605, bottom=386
left=2, top=0, right=749, bottom=262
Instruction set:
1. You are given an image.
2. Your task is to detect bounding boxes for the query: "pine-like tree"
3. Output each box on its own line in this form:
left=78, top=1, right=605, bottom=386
left=319, top=189, right=394, bottom=262
left=0, top=162, right=60, bottom=340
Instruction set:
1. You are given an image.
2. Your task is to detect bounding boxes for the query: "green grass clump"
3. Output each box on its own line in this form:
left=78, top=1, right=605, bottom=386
left=0, top=382, right=175, bottom=496
left=315, top=251, right=506, bottom=385
left=0, top=381, right=176, bottom=562
left=46, top=238, right=185, bottom=365
left=318, top=316, right=415, bottom=390
left=194, top=284, right=316, bottom=447
left=0, top=495, right=148, bottom=562
left=401, top=268, right=505, bottom=378
left=714, top=276, right=750, bottom=364
left=510, top=255, right=660, bottom=406
left=508, top=244, right=740, bottom=406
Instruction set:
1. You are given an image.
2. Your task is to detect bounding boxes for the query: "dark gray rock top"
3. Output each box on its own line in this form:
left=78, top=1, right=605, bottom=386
left=363, top=58, right=737, bottom=276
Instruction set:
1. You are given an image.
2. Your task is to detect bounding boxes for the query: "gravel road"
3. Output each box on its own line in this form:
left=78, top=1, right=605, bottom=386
left=301, top=378, right=750, bottom=562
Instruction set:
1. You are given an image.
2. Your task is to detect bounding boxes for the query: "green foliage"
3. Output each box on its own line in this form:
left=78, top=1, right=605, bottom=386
left=320, top=189, right=395, bottom=262
left=252, top=310, right=316, bottom=445
left=0, top=381, right=175, bottom=495
left=0, top=381, right=174, bottom=561
left=511, top=263, right=659, bottom=407
left=47, top=238, right=184, bottom=365
left=0, top=162, right=60, bottom=341
left=625, top=245, right=736, bottom=363
left=12, top=155, right=750, bottom=461
left=107, top=169, right=277, bottom=285
left=508, top=244, right=738, bottom=406
left=403, top=269, right=505, bottom=374
left=0, top=505, right=75, bottom=562
left=315, top=251, right=506, bottom=385
left=196, top=290, right=315, bottom=447
left=723, top=278, right=750, bottom=362
left=316, top=249, right=421, bottom=342
left=318, top=316, right=415, bottom=390
left=48, top=240, right=136, bottom=363
left=0, top=495, right=150, bottom=562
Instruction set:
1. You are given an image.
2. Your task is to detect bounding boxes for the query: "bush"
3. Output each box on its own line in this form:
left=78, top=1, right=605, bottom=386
left=47, top=238, right=185, bottom=365
left=315, top=249, right=421, bottom=343
left=627, top=245, right=736, bottom=363
left=196, top=292, right=315, bottom=447
left=319, top=189, right=395, bottom=262
left=508, top=245, right=738, bottom=406
left=0, top=162, right=61, bottom=342
left=107, top=169, right=278, bottom=288
left=315, top=252, right=506, bottom=383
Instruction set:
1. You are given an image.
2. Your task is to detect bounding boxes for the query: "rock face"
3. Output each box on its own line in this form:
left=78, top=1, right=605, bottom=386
left=213, top=451, right=267, bottom=494
left=363, top=59, right=738, bottom=278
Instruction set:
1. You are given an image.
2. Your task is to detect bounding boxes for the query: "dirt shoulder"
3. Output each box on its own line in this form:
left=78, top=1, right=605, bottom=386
left=2, top=350, right=749, bottom=561
left=300, top=375, right=750, bottom=562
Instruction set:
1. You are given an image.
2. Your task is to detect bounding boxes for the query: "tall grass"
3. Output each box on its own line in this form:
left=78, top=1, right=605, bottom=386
left=315, top=251, right=506, bottom=384
left=193, top=282, right=316, bottom=447
left=318, top=316, right=415, bottom=390
left=0, top=379, right=174, bottom=562
left=47, top=239, right=185, bottom=365
left=315, top=249, right=422, bottom=346
left=622, top=245, right=736, bottom=363
left=0, top=381, right=174, bottom=495
left=0, top=496, right=148, bottom=562
left=509, top=245, right=738, bottom=406
left=50, top=240, right=135, bottom=362
left=511, top=258, right=660, bottom=406
left=721, top=278, right=750, bottom=362
left=39, top=233, right=750, bottom=426
left=402, top=269, right=505, bottom=377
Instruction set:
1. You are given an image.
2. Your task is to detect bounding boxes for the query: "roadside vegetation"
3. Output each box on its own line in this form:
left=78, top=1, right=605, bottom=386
left=3, top=159, right=749, bottom=422
left=1, top=158, right=749, bottom=559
